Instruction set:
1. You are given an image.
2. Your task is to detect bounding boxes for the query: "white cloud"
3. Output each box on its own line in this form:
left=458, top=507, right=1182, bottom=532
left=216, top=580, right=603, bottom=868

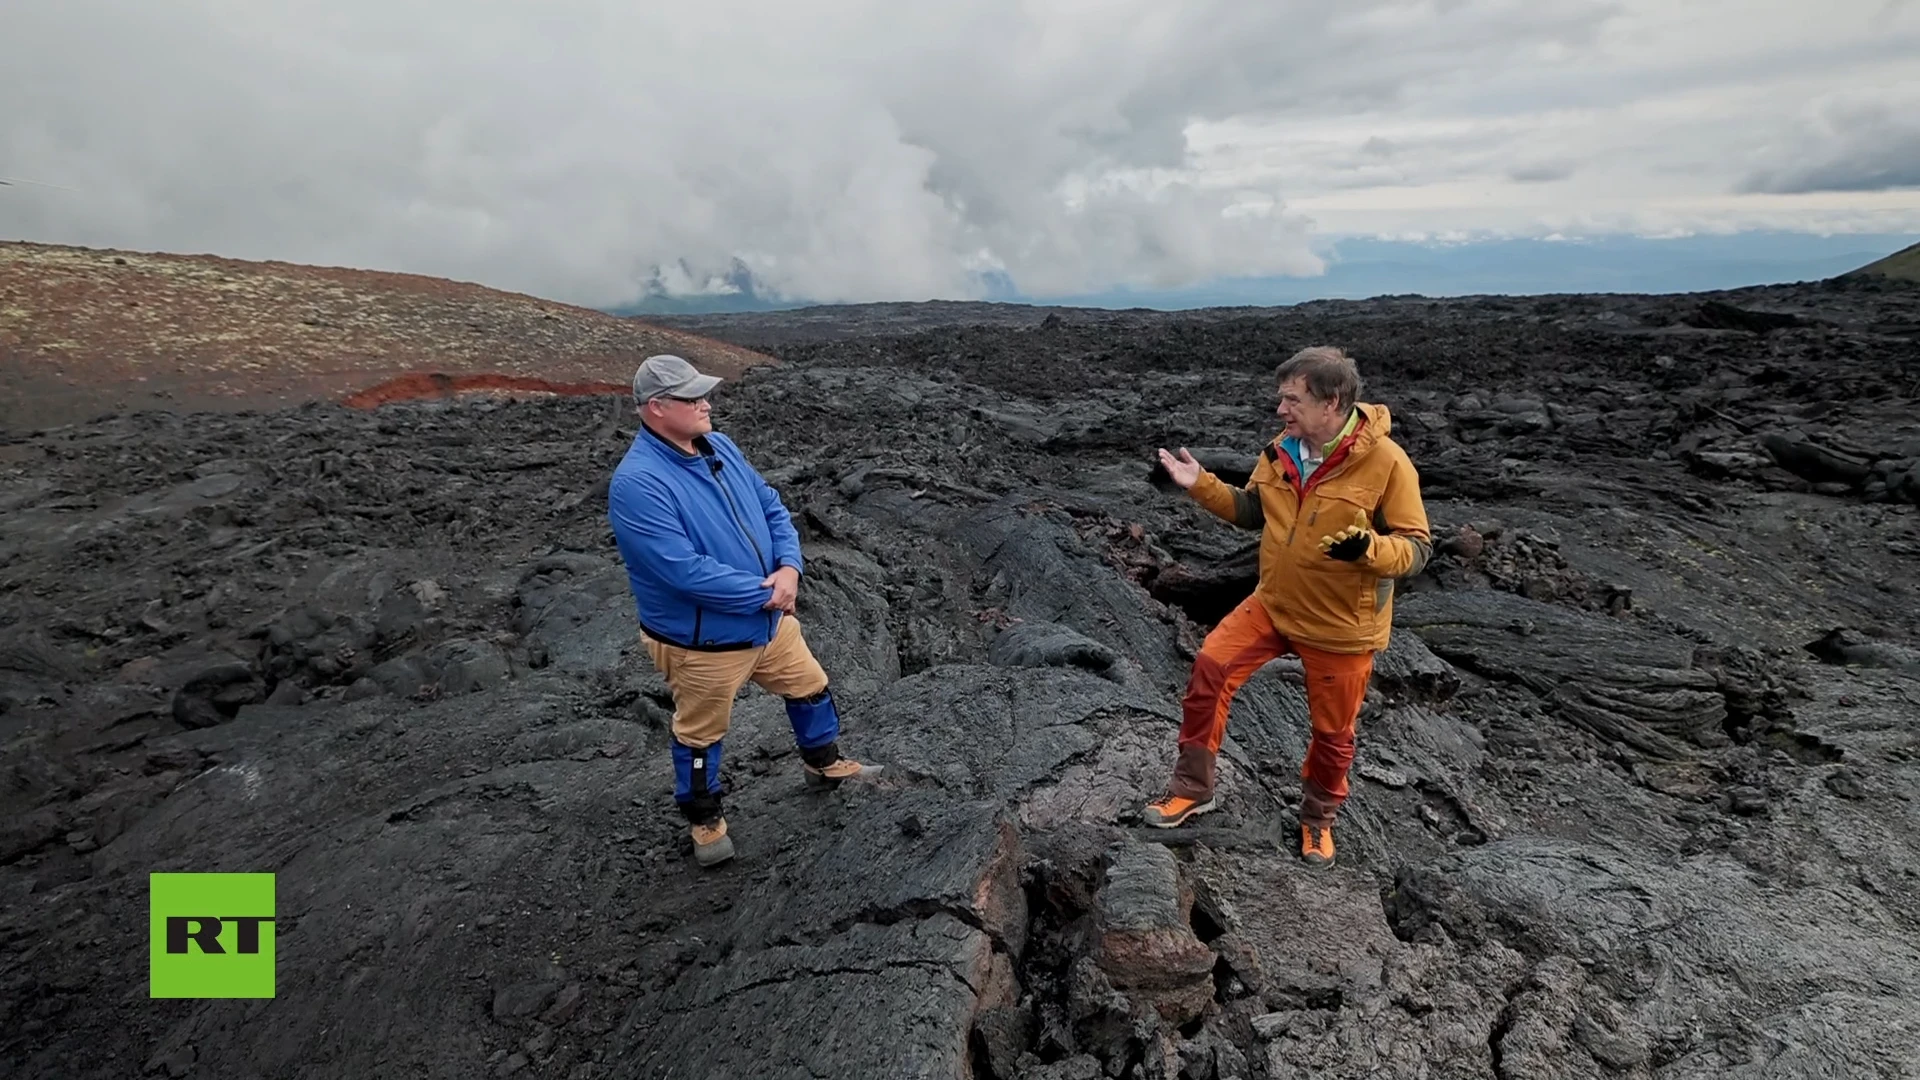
left=1188, top=0, right=1920, bottom=242
left=1739, top=86, right=1920, bottom=194
left=1, top=0, right=1915, bottom=306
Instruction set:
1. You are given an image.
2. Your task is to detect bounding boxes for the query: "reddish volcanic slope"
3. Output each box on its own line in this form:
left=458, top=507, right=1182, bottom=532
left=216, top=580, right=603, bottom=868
left=0, top=241, right=774, bottom=431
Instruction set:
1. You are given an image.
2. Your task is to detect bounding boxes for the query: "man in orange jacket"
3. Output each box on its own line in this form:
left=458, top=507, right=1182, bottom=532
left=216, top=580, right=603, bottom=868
left=1145, top=346, right=1431, bottom=868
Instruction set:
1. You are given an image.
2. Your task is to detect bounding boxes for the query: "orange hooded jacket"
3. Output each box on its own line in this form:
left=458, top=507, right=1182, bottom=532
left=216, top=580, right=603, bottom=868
left=1186, top=401, right=1432, bottom=654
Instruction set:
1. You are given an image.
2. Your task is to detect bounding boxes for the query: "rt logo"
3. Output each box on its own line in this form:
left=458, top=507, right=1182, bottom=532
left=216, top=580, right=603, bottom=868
left=149, top=873, right=276, bottom=999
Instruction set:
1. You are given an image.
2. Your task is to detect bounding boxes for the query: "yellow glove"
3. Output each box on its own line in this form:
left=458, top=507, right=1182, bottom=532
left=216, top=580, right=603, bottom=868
left=1320, top=509, right=1372, bottom=562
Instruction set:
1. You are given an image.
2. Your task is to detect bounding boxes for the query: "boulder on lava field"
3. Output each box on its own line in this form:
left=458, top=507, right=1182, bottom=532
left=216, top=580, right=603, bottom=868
left=1394, top=590, right=1727, bottom=759
left=1092, top=839, right=1218, bottom=1028
left=169, top=660, right=266, bottom=728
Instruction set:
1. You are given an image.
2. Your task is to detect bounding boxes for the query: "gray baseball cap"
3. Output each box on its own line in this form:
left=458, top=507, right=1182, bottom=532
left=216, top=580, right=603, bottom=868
left=631, top=354, right=722, bottom=402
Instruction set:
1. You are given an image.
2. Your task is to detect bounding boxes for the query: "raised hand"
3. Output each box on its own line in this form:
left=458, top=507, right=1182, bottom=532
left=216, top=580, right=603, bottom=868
left=1156, top=447, right=1202, bottom=489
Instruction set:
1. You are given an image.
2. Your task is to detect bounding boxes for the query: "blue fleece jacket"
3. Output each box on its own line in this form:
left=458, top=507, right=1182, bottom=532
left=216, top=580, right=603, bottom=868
left=607, top=425, right=803, bottom=649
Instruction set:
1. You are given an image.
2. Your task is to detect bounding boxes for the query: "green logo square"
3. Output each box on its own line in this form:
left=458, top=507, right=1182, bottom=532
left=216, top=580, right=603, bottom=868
left=149, top=872, right=276, bottom=998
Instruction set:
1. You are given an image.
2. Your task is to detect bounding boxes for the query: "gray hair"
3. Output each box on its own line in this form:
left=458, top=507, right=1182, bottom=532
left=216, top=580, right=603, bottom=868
left=1275, top=346, right=1362, bottom=411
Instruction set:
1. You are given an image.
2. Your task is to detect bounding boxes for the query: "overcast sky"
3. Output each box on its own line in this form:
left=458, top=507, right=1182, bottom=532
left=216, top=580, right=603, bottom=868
left=3, top=0, right=1917, bottom=307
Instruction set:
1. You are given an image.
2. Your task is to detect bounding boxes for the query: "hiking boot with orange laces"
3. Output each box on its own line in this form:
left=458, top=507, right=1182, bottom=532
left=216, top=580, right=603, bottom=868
left=804, top=756, right=883, bottom=789
left=1142, top=794, right=1217, bottom=828
left=691, top=818, right=735, bottom=867
left=1300, top=823, right=1335, bottom=867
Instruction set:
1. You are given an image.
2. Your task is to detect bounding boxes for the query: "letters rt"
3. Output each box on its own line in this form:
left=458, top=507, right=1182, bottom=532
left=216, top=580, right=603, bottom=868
left=165, top=915, right=275, bottom=954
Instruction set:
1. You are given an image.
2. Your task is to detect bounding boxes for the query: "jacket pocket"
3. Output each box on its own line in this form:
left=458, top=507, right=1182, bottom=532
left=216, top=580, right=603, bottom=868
left=1294, top=489, right=1373, bottom=617
left=1300, top=487, right=1378, bottom=555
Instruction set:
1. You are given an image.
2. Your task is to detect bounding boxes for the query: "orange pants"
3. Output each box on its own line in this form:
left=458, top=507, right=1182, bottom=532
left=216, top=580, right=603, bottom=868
left=1170, top=596, right=1374, bottom=826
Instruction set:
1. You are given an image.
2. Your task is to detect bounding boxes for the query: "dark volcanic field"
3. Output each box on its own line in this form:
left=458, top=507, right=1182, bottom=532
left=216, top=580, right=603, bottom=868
left=4, top=279, right=1920, bottom=1080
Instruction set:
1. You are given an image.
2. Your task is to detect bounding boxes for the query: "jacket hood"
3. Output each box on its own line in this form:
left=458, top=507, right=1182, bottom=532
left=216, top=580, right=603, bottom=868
left=1350, top=402, right=1393, bottom=454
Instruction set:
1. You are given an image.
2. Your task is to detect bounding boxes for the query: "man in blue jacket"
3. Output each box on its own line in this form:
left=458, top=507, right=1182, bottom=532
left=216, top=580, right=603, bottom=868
left=608, top=354, right=879, bottom=867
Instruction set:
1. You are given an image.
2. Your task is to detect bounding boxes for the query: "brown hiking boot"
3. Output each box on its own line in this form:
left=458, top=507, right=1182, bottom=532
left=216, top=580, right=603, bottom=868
left=803, top=756, right=882, bottom=789
left=691, top=818, right=735, bottom=867
left=1142, top=794, right=1217, bottom=828
left=1300, top=823, right=1335, bottom=867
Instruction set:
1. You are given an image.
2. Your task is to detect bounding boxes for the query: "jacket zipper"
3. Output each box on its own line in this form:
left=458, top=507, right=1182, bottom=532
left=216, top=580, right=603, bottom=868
left=710, top=461, right=769, bottom=572
left=708, top=456, right=775, bottom=636
left=1282, top=439, right=1359, bottom=548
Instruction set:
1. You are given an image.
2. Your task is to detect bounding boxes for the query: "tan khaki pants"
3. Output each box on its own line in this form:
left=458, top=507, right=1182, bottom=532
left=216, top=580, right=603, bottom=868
left=641, top=615, right=829, bottom=749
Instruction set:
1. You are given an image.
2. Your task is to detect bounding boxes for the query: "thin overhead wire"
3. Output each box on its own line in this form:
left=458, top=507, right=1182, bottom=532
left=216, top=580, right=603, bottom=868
left=0, top=175, right=80, bottom=192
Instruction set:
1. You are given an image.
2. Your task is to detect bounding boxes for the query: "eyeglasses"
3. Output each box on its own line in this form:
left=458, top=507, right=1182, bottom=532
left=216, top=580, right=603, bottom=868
left=660, top=394, right=709, bottom=405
